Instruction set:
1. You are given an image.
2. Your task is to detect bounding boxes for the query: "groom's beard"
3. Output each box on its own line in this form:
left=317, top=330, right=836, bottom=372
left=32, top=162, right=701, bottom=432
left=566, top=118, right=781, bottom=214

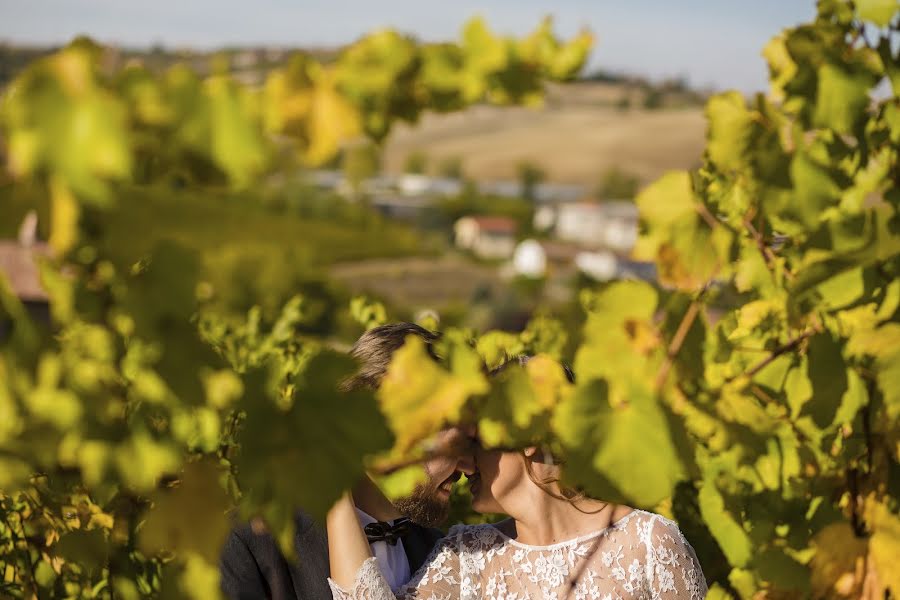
left=392, top=483, right=450, bottom=528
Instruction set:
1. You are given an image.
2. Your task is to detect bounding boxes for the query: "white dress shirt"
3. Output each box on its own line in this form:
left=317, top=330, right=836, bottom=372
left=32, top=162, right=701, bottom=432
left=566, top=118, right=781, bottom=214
left=355, top=508, right=411, bottom=591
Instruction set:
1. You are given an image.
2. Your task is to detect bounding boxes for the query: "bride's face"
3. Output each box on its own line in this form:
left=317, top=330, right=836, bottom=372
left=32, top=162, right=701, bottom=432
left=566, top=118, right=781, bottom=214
left=468, top=446, right=526, bottom=514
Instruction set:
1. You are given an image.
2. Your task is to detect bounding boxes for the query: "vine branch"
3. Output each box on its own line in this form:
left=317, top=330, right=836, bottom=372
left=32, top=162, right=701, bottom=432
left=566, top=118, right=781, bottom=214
left=728, top=328, right=818, bottom=383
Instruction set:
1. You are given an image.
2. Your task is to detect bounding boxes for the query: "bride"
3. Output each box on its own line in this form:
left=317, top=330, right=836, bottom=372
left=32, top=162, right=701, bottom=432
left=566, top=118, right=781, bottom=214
left=326, top=429, right=707, bottom=599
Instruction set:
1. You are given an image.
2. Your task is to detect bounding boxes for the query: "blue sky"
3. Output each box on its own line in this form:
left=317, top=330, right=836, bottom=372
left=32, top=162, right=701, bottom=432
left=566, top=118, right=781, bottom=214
left=0, top=0, right=816, bottom=92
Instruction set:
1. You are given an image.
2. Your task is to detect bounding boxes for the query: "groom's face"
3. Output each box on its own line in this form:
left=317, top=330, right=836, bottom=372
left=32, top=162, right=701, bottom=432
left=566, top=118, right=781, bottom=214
left=392, top=428, right=476, bottom=527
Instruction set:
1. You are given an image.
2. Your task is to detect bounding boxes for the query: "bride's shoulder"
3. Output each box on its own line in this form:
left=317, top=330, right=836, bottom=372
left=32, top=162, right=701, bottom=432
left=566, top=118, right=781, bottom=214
left=611, top=510, right=693, bottom=548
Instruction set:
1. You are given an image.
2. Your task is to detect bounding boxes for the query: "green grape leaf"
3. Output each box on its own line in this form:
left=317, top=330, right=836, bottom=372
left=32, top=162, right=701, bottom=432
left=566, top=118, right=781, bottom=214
left=706, top=91, right=754, bottom=173
left=159, top=551, right=222, bottom=600
left=140, top=460, right=231, bottom=563
left=813, top=61, right=878, bottom=134
left=802, top=332, right=848, bottom=428
left=698, top=478, right=752, bottom=568
left=236, top=351, right=393, bottom=522
left=847, top=322, right=900, bottom=418
left=791, top=207, right=900, bottom=299
left=554, top=381, right=684, bottom=506
left=113, top=429, right=182, bottom=492
left=56, top=529, right=109, bottom=576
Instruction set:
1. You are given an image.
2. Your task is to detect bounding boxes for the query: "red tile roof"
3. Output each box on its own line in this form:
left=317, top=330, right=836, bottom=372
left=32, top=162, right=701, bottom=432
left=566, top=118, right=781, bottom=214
left=464, top=216, right=518, bottom=234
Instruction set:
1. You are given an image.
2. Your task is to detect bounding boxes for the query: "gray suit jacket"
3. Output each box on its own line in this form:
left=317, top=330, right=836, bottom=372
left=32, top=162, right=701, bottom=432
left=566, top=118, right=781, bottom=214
left=220, top=511, right=444, bottom=600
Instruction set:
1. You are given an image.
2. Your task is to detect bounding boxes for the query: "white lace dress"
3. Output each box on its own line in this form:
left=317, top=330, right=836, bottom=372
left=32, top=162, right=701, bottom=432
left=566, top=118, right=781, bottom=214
left=329, top=510, right=707, bottom=600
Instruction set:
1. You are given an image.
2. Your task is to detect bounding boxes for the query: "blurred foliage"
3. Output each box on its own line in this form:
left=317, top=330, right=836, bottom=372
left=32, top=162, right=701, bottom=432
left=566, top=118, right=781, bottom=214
left=0, top=16, right=593, bottom=599
left=516, top=160, right=545, bottom=203
left=595, top=166, right=641, bottom=200
left=403, top=150, right=428, bottom=175
left=437, top=155, right=464, bottom=180
left=341, top=142, right=381, bottom=198
left=2, top=4, right=900, bottom=599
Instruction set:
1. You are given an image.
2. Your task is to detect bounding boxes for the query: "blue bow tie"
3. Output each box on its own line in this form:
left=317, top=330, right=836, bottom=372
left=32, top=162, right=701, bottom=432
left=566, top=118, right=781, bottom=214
left=364, top=517, right=411, bottom=546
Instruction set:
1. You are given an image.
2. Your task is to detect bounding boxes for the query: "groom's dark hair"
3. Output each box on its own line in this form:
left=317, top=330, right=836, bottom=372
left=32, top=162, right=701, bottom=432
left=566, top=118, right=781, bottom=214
left=339, top=322, right=440, bottom=392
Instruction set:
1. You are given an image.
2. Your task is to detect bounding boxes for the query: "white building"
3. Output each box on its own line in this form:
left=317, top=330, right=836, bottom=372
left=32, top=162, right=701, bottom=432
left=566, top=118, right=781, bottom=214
left=512, top=239, right=580, bottom=279
left=549, top=201, right=638, bottom=252
left=454, top=216, right=518, bottom=260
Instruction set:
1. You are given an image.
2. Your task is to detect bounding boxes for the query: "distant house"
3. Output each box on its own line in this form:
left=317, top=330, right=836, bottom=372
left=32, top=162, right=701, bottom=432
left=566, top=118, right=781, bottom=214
left=549, top=201, right=638, bottom=251
left=0, top=212, right=51, bottom=337
left=454, top=216, right=518, bottom=260
left=512, top=239, right=580, bottom=278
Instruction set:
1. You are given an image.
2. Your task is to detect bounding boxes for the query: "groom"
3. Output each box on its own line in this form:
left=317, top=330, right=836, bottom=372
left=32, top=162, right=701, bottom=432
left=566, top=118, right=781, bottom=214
left=220, top=323, right=476, bottom=600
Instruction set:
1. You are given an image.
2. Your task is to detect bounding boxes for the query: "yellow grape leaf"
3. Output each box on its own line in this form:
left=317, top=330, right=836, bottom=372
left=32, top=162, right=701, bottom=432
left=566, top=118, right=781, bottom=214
left=25, top=353, right=82, bottom=430
left=847, top=322, right=900, bottom=418
left=262, top=54, right=315, bottom=134
left=350, top=296, right=388, bottom=331
left=378, top=336, right=487, bottom=454
left=202, top=369, right=244, bottom=410
left=303, top=69, right=362, bottom=165
left=475, top=330, right=525, bottom=371
left=634, top=170, right=731, bottom=291
left=728, top=299, right=785, bottom=340
left=809, top=522, right=868, bottom=599
left=517, top=17, right=558, bottom=65
left=855, top=0, right=898, bottom=27
left=4, top=42, right=131, bottom=200
left=49, top=177, right=80, bottom=256
left=206, top=76, right=268, bottom=187
left=866, top=498, right=900, bottom=598
left=762, top=34, right=797, bottom=103
left=546, top=28, right=594, bottom=81
left=140, top=460, right=231, bottom=564
left=575, top=280, right=660, bottom=404
left=477, top=355, right=572, bottom=448
left=526, top=354, right=573, bottom=411
left=374, top=464, right=428, bottom=501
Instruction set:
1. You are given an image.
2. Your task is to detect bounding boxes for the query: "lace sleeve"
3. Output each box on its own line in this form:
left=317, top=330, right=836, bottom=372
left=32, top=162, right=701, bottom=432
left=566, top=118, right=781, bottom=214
left=643, top=515, right=708, bottom=600
left=329, top=557, right=396, bottom=600
left=328, top=530, right=462, bottom=600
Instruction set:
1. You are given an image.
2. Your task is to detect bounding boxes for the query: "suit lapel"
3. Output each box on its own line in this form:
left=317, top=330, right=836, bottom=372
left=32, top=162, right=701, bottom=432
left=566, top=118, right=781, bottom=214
left=291, top=511, right=332, bottom=600
left=401, top=524, right=445, bottom=574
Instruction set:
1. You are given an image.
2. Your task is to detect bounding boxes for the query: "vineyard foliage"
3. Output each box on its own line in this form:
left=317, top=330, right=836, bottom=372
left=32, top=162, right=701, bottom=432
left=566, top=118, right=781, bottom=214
left=0, top=2, right=898, bottom=599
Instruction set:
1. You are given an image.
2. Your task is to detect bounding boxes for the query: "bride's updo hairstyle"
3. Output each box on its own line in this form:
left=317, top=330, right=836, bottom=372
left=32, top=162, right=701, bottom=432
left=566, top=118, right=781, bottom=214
left=487, top=355, right=594, bottom=508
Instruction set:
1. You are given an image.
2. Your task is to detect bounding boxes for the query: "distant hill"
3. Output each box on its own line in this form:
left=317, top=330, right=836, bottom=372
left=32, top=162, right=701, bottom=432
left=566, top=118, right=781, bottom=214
left=382, top=81, right=708, bottom=189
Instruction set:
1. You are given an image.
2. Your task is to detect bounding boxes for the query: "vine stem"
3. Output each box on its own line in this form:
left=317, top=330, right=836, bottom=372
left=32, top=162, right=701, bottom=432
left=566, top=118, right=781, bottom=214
left=653, top=280, right=714, bottom=392
left=654, top=300, right=702, bottom=391
left=727, top=328, right=818, bottom=383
